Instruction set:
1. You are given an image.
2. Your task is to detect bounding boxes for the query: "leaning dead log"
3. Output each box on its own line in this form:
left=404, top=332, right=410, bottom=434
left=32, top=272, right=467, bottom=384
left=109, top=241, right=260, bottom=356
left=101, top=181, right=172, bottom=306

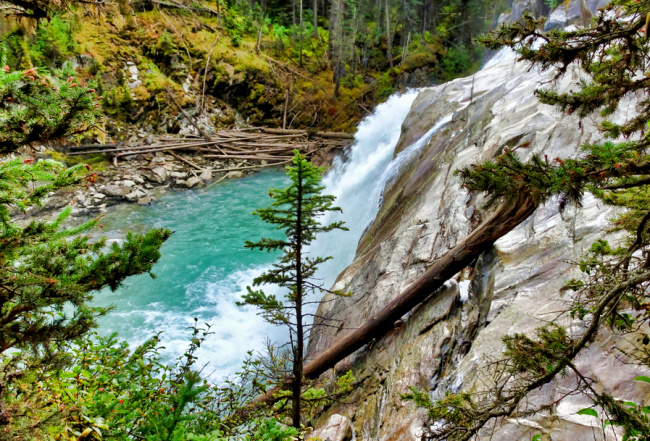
left=245, top=193, right=538, bottom=410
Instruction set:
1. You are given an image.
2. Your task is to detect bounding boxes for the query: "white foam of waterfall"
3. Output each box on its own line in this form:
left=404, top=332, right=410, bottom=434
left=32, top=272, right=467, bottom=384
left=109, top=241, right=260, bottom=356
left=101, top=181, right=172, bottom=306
left=308, top=90, right=419, bottom=288
left=481, top=47, right=516, bottom=70
left=381, top=113, right=452, bottom=193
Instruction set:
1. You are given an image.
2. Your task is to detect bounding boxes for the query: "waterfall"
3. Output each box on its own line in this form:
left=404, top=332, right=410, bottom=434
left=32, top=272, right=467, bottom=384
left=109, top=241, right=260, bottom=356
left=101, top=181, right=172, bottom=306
left=309, top=90, right=419, bottom=288
left=96, top=89, right=422, bottom=381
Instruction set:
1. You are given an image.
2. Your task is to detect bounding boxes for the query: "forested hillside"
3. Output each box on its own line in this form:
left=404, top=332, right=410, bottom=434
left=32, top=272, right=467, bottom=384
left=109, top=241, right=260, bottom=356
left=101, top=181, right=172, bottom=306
left=0, top=0, right=506, bottom=138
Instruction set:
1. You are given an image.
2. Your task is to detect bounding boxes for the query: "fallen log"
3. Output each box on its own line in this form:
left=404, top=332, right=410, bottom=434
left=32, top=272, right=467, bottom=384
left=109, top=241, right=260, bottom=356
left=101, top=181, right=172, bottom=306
left=214, top=159, right=294, bottom=173
left=203, top=154, right=295, bottom=160
left=246, top=192, right=538, bottom=409
left=112, top=144, right=206, bottom=166
left=313, top=131, right=355, bottom=140
left=68, top=143, right=120, bottom=151
left=260, top=128, right=355, bottom=139
left=261, top=128, right=307, bottom=136
left=68, top=141, right=207, bottom=156
left=223, top=142, right=314, bottom=149
left=167, top=151, right=203, bottom=171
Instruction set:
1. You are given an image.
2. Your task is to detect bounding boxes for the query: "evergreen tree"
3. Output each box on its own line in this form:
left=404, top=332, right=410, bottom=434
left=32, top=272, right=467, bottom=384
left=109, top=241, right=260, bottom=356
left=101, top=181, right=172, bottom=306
left=0, top=64, right=171, bottom=425
left=0, top=62, right=100, bottom=151
left=404, top=2, right=650, bottom=439
left=239, top=150, right=348, bottom=428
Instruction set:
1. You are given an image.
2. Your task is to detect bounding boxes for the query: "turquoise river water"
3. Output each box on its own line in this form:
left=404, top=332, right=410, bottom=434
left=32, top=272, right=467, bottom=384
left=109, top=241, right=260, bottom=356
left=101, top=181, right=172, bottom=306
left=92, top=90, right=421, bottom=380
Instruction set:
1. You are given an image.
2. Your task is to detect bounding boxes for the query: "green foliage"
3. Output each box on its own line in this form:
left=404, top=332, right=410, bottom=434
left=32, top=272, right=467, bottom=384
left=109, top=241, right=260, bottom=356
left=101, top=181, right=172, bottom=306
left=240, top=150, right=348, bottom=427
left=1, top=323, right=232, bottom=440
left=102, top=86, right=134, bottom=117
left=402, top=387, right=477, bottom=433
left=502, top=325, right=572, bottom=377
left=247, top=418, right=299, bottom=441
left=0, top=60, right=101, bottom=150
left=0, top=40, right=173, bottom=433
left=0, top=170, right=172, bottom=354
left=440, top=45, right=480, bottom=78
left=154, top=31, right=179, bottom=58
left=240, top=150, right=348, bottom=326
left=29, top=15, right=81, bottom=66
left=577, top=379, right=650, bottom=441
left=456, top=141, right=648, bottom=209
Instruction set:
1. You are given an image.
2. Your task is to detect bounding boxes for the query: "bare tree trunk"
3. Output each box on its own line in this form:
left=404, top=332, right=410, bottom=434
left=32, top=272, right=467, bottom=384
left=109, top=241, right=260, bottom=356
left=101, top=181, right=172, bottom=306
left=299, top=0, right=304, bottom=66
left=350, top=2, right=358, bottom=74
left=401, top=31, right=410, bottom=66
left=291, top=162, right=305, bottom=429
left=385, top=0, right=393, bottom=68
left=313, top=0, right=318, bottom=37
left=329, top=0, right=343, bottom=95
left=292, top=0, right=296, bottom=43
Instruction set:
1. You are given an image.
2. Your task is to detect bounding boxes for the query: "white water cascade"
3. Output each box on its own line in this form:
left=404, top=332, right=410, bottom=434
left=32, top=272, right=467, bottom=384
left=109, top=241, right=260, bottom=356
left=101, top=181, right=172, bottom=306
left=98, top=89, right=428, bottom=381
left=310, top=90, right=419, bottom=287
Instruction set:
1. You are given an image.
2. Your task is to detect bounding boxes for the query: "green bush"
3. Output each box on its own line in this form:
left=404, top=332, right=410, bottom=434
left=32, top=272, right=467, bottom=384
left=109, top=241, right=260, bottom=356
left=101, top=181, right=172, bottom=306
left=29, top=15, right=81, bottom=66
left=0, top=59, right=100, bottom=149
left=440, top=45, right=481, bottom=78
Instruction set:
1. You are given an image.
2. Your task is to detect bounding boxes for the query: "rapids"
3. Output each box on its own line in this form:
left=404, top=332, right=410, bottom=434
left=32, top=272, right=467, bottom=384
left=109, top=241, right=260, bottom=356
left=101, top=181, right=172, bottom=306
left=95, top=90, right=419, bottom=379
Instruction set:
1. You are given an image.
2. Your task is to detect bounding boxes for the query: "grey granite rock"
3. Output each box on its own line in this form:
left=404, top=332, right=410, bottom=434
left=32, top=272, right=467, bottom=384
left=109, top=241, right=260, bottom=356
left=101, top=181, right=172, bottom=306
left=307, top=47, right=646, bottom=440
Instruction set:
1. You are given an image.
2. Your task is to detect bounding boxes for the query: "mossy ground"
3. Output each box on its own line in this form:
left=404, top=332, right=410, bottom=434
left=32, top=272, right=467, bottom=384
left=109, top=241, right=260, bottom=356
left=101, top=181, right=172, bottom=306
left=0, top=2, right=479, bottom=137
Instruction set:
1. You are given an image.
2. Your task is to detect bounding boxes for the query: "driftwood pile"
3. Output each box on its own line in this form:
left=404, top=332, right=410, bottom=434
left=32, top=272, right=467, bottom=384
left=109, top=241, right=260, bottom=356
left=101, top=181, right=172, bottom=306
left=67, top=127, right=354, bottom=171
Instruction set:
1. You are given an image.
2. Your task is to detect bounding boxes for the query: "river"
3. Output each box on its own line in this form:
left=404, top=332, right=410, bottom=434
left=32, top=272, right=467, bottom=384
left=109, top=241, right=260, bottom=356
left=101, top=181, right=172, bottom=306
left=95, top=90, right=419, bottom=380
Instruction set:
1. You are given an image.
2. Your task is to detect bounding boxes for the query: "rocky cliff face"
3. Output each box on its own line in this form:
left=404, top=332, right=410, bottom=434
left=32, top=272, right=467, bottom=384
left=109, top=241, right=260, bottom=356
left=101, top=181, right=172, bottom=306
left=307, top=27, right=650, bottom=441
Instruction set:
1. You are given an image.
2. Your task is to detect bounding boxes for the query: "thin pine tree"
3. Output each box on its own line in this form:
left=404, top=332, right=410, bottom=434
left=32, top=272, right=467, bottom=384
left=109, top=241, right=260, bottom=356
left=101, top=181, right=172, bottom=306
left=239, top=150, right=349, bottom=428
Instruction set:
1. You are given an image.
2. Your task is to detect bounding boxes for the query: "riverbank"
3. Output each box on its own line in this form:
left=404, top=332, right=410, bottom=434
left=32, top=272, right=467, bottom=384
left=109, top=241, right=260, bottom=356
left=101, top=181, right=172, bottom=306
left=15, top=129, right=350, bottom=222
left=89, top=89, right=419, bottom=379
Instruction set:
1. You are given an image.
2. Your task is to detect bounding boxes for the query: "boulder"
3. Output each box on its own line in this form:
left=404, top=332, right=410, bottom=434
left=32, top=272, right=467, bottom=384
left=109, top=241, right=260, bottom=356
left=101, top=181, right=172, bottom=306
left=226, top=171, right=244, bottom=179
left=101, top=184, right=130, bottom=197
left=543, top=0, right=606, bottom=30
left=307, top=414, right=353, bottom=441
left=143, top=167, right=168, bottom=184
left=137, top=196, right=153, bottom=205
left=200, top=168, right=212, bottom=181
left=171, top=171, right=189, bottom=179
left=185, top=176, right=202, bottom=188
left=124, top=189, right=146, bottom=202
left=121, top=179, right=136, bottom=187
left=498, top=0, right=547, bottom=25
left=544, top=6, right=568, bottom=31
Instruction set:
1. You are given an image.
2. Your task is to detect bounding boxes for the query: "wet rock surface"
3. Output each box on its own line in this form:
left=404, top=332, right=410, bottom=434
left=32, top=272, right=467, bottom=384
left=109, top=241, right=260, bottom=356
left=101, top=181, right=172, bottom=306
left=307, top=47, right=648, bottom=439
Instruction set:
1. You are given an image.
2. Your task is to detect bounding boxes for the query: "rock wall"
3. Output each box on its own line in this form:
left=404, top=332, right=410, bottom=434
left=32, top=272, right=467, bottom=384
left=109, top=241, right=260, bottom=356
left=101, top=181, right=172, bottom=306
left=307, top=42, right=650, bottom=440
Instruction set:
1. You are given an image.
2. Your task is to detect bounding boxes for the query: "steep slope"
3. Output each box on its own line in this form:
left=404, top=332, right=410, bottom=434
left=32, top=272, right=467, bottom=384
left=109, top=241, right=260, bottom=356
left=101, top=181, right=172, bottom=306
left=306, top=42, right=650, bottom=440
